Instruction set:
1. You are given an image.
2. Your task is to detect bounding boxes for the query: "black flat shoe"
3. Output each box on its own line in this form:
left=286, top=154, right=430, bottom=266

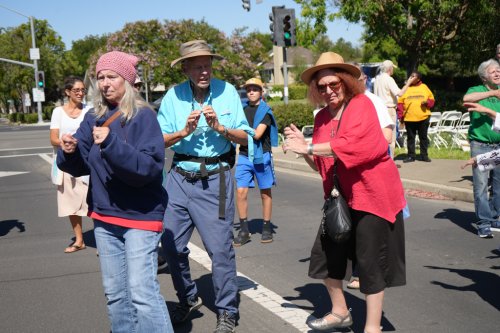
left=403, top=157, right=415, bottom=163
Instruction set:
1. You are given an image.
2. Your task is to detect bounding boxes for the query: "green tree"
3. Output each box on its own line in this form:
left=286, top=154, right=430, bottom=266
left=0, top=19, right=72, bottom=110
left=68, top=34, right=108, bottom=77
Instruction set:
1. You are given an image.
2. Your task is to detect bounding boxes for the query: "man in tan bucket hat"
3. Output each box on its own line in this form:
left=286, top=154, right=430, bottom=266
left=157, top=39, right=254, bottom=333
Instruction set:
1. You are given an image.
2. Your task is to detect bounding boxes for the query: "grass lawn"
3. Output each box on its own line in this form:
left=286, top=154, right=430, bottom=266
left=395, top=147, right=470, bottom=160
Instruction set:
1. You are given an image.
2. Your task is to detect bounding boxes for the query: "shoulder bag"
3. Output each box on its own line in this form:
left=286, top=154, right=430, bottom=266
left=321, top=104, right=352, bottom=243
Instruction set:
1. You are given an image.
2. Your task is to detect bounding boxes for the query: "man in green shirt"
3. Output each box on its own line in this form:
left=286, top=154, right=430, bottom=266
left=463, top=59, right=500, bottom=238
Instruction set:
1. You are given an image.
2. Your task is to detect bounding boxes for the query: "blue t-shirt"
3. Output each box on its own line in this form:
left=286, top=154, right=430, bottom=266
left=157, top=78, right=253, bottom=172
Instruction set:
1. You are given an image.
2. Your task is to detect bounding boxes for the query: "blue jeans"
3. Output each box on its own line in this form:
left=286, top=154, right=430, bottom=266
left=94, top=220, right=173, bottom=333
left=470, top=141, right=500, bottom=229
left=161, top=169, right=238, bottom=316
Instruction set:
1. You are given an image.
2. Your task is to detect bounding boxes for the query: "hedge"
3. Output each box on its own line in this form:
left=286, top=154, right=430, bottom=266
left=270, top=100, right=316, bottom=133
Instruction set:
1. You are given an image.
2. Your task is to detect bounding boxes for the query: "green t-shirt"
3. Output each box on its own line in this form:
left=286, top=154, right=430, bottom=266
left=467, top=84, right=500, bottom=143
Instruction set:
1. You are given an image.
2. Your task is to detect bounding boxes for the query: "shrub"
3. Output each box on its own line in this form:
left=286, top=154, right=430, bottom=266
left=43, top=105, right=56, bottom=121
left=271, top=100, right=315, bottom=133
left=24, top=113, right=39, bottom=124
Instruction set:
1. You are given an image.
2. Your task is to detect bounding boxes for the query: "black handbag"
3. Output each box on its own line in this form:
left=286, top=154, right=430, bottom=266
left=320, top=102, right=352, bottom=243
left=322, top=175, right=352, bottom=243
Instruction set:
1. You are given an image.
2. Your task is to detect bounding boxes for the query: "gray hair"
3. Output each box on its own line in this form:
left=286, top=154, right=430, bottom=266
left=379, top=62, right=391, bottom=74
left=478, top=59, right=500, bottom=82
left=92, top=81, right=152, bottom=121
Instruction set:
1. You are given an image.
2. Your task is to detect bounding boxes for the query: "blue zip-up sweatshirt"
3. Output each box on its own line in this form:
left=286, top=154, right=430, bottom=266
left=242, top=99, right=279, bottom=164
left=57, top=106, right=167, bottom=224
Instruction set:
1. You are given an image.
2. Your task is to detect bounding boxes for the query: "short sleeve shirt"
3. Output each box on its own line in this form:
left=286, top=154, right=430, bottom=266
left=157, top=78, right=251, bottom=172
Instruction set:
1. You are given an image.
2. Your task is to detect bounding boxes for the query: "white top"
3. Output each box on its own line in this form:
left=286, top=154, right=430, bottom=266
left=373, top=72, right=401, bottom=108
left=365, top=90, right=394, bottom=129
left=50, top=105, right=90, bottom=138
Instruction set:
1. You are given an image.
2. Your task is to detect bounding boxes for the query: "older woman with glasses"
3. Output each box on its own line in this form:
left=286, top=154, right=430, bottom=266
left=283, top=52, right=406, bottom=333
left=57, top=51, right=173, bottom=332
left=50, top=76, right=90, bottom=253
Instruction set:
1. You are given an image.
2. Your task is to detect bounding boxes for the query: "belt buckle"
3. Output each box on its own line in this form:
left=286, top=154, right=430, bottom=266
left=185, top=170, right=199, bottom=180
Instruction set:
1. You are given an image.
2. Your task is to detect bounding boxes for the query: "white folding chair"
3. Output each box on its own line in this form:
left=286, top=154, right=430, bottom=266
left=451, top=112, right=470, bottom=149
left=429, top=111, right=462, bottom=149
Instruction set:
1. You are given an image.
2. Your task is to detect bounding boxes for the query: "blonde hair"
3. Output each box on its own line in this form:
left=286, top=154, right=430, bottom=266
left=92, top=80, right=152, bottom=121
left=306, top=69, right=365, bottom=106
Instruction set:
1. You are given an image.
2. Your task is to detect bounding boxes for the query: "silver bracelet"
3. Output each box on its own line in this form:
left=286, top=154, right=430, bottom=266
left=307, top=143, right=314, bottom=155
left=223, top=125, right=229, bottom=137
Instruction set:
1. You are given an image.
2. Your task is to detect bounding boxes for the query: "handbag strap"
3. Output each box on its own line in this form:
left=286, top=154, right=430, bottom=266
left=101, top=111, right=122, bottom=128
left=332, top=99, right=351, bottom=184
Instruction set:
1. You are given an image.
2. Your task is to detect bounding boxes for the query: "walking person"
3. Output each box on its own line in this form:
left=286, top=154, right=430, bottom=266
left=283, top=52, right=406, bottom=333
left=157, top=40, right=254, bottom=333
left=463, top=59, right=500, bottom=238
left=57, top=51, right=173, bottom=333
left=49, top=76, right=90, bottom=253
left=234, top=77, right=278, bottom=246
left=397, top=71, right=435, bottom=162
left=374, top=60, right=417, bottom=157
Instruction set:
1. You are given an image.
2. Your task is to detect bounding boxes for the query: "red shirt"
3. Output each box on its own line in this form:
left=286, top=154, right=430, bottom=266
left=313, top=94, right=405, bottom=223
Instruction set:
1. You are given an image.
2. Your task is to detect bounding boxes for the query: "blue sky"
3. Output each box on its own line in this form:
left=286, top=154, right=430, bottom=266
left=0, top=1, right=364, bottom=50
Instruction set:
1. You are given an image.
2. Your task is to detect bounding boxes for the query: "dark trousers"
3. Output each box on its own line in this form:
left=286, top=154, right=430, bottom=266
left=405, top=117, right=430, bottom=158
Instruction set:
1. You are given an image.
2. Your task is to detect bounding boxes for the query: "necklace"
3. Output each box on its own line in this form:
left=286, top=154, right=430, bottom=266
left=64, top=104, right=82, bottom=119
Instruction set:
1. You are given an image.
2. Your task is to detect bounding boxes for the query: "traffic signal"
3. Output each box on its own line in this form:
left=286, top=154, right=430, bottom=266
left=269, top=6, right=284, bottom=46
left=36, top=71, right=45, bottom=88
left=270, top=7, right=296, bottom=47
left=242, top=0, right=250, bottom=11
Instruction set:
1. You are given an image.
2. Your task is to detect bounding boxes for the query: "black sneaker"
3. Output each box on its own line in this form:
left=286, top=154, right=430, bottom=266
left=170, top=297, right=203, bottom=324
left=420, top=156, right=432, bottom=162
left=157, top=254, right=168, bottom=272
left=403, top=157, right=415, bottom=163
left=214, top=311, right=236, bottom=333
left=233, top=230, right=250, bottom=247
left=261, top=223, right=273, bottom=243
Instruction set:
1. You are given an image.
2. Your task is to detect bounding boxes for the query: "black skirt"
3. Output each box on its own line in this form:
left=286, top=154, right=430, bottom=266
left=308, top=209, right=406, bottom=295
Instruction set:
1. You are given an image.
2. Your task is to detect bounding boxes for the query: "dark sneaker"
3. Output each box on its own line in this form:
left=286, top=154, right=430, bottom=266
left=214, top=311, right=236, bottom=333
left=491, top=221, right=500, bottom=232
left=157, top=254, right=168, bottom=272
left=170, top=297, right=203, bottom=324
left=403, top=157, right=415, bottom=163
left=261, top=223, right=273, bottom=243
left=478, top=227, right=493, bottom=238
left=420, top=156, right=432, bottom=162
left=233, top=230, right=250, bottom=247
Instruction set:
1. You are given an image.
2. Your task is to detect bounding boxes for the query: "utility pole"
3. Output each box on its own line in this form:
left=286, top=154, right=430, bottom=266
left=0, top=4, right=43, bottom=123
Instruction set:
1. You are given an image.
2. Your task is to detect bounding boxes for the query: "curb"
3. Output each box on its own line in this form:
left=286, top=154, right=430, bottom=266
left=273, top=157, right=474, bottom=203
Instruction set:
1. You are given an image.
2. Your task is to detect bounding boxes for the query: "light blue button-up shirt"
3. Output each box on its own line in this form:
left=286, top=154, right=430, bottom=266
left=157, top=78, right=254, bottom=172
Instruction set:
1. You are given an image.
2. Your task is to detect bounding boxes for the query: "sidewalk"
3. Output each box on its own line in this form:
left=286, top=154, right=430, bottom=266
left=272, top=147, right=474, bottom=203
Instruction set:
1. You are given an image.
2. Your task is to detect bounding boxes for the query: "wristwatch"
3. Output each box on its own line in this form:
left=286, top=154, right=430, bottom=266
left=307, top=143, right=314, bottom=155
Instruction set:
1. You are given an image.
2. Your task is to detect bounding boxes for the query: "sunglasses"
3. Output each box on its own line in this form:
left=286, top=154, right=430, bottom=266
left=317, top=81, right=342, bottom=94
left=70, top=88, right=86, bottom=94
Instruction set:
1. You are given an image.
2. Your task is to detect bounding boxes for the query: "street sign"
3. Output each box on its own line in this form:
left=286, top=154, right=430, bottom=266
left=24, top=93, right=31, bottom=107
left=32, top=88, right=45, bottom=102
left=29, top=48, right=40, bottom=60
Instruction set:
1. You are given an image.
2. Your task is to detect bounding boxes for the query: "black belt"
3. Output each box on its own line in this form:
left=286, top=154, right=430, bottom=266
left=174, top=165, right=230, bottom=180
left=174, top=164, right=230, bottom=219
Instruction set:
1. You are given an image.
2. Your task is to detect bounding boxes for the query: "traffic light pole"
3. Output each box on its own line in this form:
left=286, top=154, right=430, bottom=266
left=30, top=16, right=43, bottom=124
left=282, top=47, right=288, bottom=105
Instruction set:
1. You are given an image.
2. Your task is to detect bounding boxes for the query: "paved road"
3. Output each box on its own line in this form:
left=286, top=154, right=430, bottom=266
left=0, top=127, right=499, bottom=333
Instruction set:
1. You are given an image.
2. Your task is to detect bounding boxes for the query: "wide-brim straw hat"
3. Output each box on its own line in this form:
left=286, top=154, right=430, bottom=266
left=301, top=52, right=361, bottom=84
left=171, top=40, right=224, bottom=68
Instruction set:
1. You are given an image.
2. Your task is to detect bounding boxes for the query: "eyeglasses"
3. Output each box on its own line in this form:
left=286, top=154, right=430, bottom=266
left=70, top=88, right=86, bottom=94
left=317, top=81, right=342, bottom=94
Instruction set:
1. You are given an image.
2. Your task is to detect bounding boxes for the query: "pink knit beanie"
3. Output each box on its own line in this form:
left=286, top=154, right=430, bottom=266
left=96, top=51, right=138, bottom=85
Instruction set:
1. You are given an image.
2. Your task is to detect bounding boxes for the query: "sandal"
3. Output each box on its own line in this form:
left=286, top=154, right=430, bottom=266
left=64, top=242, right=86, bottom=253
left=347, top=278, right=360, bottom=289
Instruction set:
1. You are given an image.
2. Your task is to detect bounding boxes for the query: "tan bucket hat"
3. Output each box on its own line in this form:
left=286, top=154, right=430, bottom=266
left=301, top=52, right=361, bottom=84
left=170, top=40, right=224, bottom=68
left=243, top=78, right=263, bottom=89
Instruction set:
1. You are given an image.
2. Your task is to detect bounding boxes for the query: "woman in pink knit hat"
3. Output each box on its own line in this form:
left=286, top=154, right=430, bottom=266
left=57, top=50, right=173, bottom=332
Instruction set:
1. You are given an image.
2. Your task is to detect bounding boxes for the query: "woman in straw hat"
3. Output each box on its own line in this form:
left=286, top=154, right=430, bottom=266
left=283, top=52, right=406, bottom=333
left=58, top=51, right=173, bottom=332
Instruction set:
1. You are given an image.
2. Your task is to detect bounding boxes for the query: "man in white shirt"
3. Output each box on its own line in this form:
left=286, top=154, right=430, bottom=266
left=374, top=60, right=417, bottom=157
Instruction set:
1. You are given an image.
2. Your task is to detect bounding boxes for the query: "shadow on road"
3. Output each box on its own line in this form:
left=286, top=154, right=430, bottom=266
left=0, top=219, right=26, bottom=236
left=434, top=208, right=477, bottom=235
left=426, top=265, right=500, bottom=311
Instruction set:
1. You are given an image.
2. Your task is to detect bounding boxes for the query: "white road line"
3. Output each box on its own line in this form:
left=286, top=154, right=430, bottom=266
left=37, top=151, right=314, bottom=331
left=187, top=242, right=312, bottom=332
left=0, top=153, right=52, bottom=159
left=0, top=146, right=52, bottom=151
left=39, top=153, right=53, bottom=164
